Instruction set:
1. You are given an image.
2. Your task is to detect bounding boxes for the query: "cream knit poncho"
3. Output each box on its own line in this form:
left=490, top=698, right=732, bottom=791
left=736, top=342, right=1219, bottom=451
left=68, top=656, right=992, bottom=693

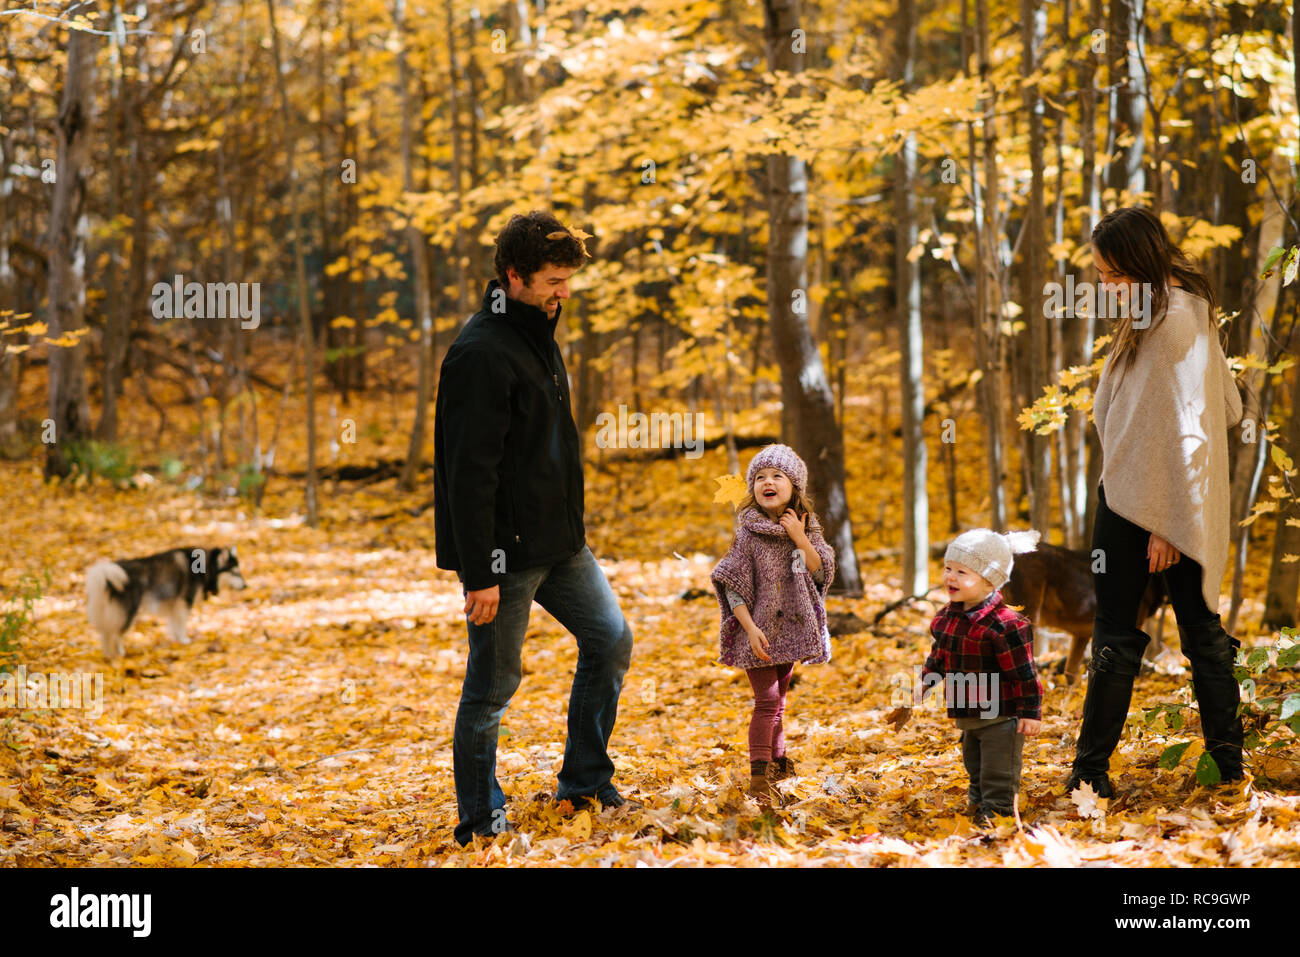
left=1091, top=286, right=1244, bottom=612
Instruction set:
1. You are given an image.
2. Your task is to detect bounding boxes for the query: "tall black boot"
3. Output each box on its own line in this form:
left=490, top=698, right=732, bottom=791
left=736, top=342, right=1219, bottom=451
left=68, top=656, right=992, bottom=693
left=1181, top=621, right=1245, bottom=782
left=1065, top=669, right=1136, bottom=799
left=1192, top=671, right=1244, bottom=781
left=1190, top=666, right=1244, bottom=781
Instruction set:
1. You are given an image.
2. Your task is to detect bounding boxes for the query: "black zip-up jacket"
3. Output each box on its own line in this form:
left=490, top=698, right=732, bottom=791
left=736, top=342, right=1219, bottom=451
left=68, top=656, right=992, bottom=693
left=433, top=279, right=586, bottom=590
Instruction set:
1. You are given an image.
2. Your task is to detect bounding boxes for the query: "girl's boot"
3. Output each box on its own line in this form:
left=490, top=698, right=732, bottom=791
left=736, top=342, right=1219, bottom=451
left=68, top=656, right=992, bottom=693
left=748, top=760, right=772, bottom=805
left=767, top=755, right=796, bottom=782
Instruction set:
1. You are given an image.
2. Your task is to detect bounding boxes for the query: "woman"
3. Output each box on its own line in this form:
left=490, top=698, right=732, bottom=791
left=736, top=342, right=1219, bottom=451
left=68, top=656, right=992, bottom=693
left=1067, top=206, right=1245, bottom=797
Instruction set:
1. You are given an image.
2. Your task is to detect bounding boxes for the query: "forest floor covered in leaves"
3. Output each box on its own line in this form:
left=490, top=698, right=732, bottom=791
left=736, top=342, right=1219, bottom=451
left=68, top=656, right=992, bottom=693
left=2, top=376, right=1299, bottom=867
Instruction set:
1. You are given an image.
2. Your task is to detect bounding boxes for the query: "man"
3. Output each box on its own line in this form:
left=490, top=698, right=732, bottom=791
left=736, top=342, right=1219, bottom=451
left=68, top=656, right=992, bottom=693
left=434, top=209, right=635, bottom=845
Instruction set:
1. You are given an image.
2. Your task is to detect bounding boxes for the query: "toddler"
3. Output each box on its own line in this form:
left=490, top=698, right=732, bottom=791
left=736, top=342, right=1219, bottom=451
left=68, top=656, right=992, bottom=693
left=901, top=528, right=1044, bottom=824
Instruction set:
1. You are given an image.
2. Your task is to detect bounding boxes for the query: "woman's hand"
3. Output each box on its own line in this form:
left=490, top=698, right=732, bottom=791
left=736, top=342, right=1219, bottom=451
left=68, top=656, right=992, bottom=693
left=748, top=626, right=772, bottom=662
left=1148, top=533, right=1181, bottom=574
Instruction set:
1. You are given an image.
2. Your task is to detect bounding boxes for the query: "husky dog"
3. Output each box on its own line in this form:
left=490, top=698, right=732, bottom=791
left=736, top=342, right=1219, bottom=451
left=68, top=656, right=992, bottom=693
left=85, top=547, right=247, bottom=659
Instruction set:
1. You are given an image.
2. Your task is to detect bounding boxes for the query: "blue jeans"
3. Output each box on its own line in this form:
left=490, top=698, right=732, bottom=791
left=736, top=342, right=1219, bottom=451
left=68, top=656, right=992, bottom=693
left=452, top=545, right=634, bottom=845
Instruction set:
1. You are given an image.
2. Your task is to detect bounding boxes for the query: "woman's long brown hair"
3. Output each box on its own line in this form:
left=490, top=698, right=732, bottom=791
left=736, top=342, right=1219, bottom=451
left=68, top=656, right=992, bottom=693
left=1091, top=206, right=1218, bottom=369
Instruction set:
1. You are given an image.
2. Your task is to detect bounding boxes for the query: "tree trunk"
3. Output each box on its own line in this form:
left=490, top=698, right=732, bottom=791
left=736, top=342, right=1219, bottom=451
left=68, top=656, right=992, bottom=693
left=396, top=0, right=435, bottom=491
left=976, top=0, right=1006, bottom=530
left=342, top=14, right=365, bottom=393
left=44, top=21, right=97, bottom=479
left=1071, top=0, right=1104, bottom=547
left=125, top=12, right=150, bottom=412
left=895, top=0, right=927, bottom=594
left=1258, top=2, right=1300, bottom=626
left=465, top=5, right=485, bottom=186
left=319, top=3, right=346, bottom=398
left=1106, top=0, right=1147, bottom=197
left=97, top=2, right=129, bottom=441
left=1263, top=301, right=1300, bottom=628
left=0, top=124, right=19, bottom=452
left=446, top=0, right=470, bottom=318
left=761, top=0, right=861, bottom=594
left=502, top=0, right=533, bottom=106
left=1021, top=0, right=1050, bottom=537
left=1226, top=168, right=1291, bottom=631
left=1050, top=1, right=1070, bottom=544
left=267, top=0, right=320, bottom=524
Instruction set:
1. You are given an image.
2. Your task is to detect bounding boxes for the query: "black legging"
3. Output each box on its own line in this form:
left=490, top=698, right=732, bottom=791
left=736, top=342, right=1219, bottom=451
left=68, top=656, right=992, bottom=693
left=1087, top=481, right=1243, bottom=773
left=1092, top=481, right=1238, bottom=676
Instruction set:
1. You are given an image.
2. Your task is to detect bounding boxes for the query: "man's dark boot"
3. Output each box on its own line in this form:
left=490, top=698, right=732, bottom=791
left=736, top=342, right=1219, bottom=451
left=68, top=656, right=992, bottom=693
left=1065, top=669, right=1136, bottom=799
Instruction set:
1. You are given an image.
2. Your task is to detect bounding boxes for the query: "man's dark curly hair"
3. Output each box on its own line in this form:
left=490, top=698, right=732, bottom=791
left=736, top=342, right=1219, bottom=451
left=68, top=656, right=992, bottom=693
left=494, top=210, right=591, bottom=287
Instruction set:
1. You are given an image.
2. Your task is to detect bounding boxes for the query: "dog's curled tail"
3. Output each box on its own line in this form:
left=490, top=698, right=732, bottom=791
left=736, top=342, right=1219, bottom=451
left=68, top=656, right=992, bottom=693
left=86, top=560, right=129, bottom=637
left=1005, top=529, right=1042, bottom=554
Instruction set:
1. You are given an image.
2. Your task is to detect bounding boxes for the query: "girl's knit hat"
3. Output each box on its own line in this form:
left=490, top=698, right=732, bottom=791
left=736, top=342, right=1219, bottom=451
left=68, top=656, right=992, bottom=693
left=945, top=528, right=1042, bottom=589
left=746, top=444, right=808, bottom=495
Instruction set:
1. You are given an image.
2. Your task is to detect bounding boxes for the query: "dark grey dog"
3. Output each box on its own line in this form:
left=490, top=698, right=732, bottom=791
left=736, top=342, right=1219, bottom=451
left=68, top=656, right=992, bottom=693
left=86, top=547, right=247, bottom=659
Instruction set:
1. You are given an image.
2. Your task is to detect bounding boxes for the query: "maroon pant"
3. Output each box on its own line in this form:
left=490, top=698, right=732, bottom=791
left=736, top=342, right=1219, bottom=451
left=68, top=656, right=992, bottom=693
left=746, top=662, right=795, bottom=762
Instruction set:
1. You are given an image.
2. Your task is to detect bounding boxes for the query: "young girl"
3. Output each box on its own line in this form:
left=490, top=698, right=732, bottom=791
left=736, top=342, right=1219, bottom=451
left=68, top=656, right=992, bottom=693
left=711, top=444, right=836, bottom=805
left=1069, top=206, right=1245, bottom=796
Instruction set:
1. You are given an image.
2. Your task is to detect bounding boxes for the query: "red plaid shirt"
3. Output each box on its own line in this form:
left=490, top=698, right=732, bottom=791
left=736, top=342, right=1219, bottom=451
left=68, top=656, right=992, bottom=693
left=922, top=591, right=1042, bottom=720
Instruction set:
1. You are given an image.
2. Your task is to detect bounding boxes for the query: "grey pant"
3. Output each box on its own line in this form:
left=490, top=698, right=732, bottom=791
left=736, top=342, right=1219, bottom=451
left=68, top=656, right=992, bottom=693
left=958, top=716, right=1024, bottom=817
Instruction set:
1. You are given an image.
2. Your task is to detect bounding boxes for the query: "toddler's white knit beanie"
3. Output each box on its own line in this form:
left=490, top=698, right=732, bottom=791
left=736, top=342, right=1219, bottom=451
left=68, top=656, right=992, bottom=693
left=945, top=528, right=1042, bottom=589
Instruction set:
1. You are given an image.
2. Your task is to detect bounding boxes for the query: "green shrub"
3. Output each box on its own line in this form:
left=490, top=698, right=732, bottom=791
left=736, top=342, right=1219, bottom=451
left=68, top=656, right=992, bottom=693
left=1, top=571, right=49, bottom=676
left=236, top=463, right=266, bottom=499
left=1142, top=630, right=1300, bottom=786
left=65, top=439, right=137, bottom=483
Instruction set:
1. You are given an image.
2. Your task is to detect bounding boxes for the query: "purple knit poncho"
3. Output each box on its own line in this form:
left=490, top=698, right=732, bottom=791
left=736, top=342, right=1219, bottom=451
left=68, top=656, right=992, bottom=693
left=711, top=506, right=836, bottom=670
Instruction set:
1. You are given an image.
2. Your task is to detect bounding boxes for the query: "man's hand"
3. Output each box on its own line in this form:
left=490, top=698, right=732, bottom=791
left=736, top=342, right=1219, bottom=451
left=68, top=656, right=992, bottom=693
left=465, top=585, right=500, bottom=625
left=1017, top=717, right=1042, bottom=735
